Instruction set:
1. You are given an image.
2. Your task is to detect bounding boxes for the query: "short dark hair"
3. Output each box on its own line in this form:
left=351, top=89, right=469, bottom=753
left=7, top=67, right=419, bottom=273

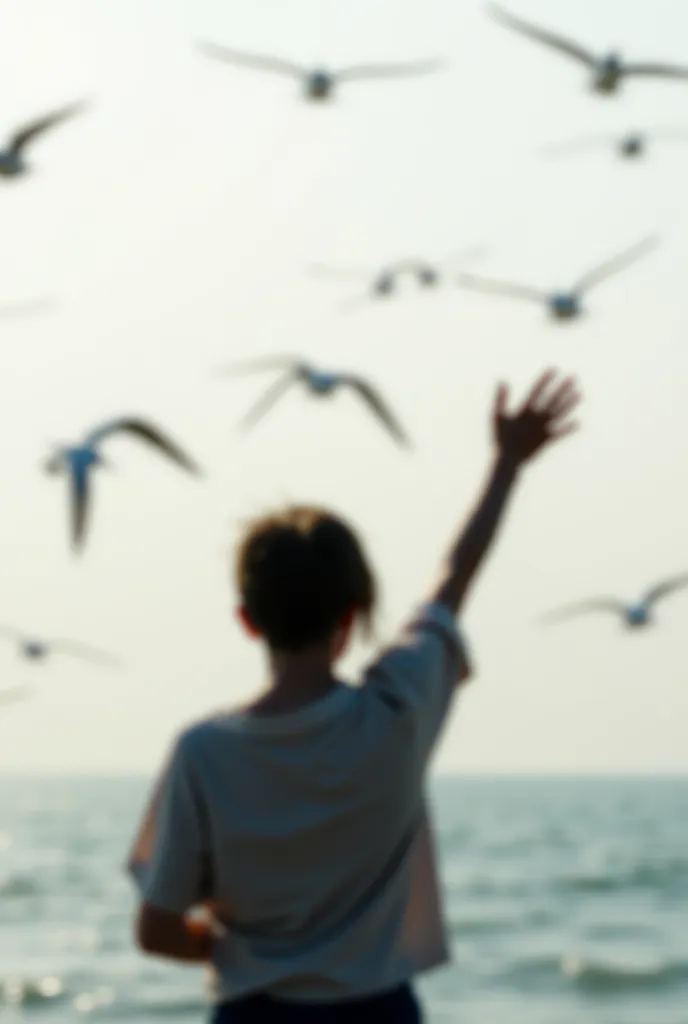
left=236, top=506, right=376, bottom=651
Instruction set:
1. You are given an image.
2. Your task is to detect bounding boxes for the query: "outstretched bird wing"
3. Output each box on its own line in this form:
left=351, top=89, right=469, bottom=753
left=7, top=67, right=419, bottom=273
left=336, top=58, right=444, bottom=82
left=541, top=599, right=627, bottom=624
left=386, top=258, right=434, bottom=276
left=239, top=371, right=297, bottom=430
left=457, top=272, right=547, bottom=304
left=309, top=264, right=375, bottom=282
left=574, top=236, right=657, bottom=294
left=540, top=135, right=614, bottom=157
left=9, top=102, right=86, bottom=156
left=440, top=245, right=488, bottom=270
left=344, top=376, right=410, bottom=447
left=51, top=639, right=122, bottom=667
left=649, top=127, right=688, bottom=141
left=215, top=356, right=306, bottom=376
left=624, top=62, right=688, bottom=80
left=487, top=5, right=596, bottom=66
left=0, top=298, right=56, bottom=320
left=0, top=625, right=26, bottom=643
left=86, top=420, right=200, bottom=474
left=0, top=685, right=30, bottom=708
left=643, top=575, right=688, bottom=608
left=197, top=43, right=305, bottom=79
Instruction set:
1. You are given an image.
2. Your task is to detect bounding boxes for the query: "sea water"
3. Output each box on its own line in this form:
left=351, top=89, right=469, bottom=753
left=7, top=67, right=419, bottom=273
left=1, top=776, right=687, bottom=1024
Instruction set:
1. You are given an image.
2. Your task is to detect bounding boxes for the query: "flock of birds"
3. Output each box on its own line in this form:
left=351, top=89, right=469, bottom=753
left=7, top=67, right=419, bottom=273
left=2, top=3, right=688, bottom=709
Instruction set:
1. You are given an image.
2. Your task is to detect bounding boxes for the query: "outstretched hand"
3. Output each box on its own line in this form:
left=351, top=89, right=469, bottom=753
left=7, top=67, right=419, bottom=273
left=493, top=370, right=581, bottom=466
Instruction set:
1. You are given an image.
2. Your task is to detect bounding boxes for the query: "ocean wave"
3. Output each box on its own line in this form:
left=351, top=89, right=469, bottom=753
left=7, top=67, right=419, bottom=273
left=449, top=905, right=554, bottom=937
left=558, top=857, right=688, bottom=894
left=105, top=996, right=207, bottom=1018
left=561, top=954, right=688, bottom=993
left=0, top=873, right=40, bottom=899
left=0, top=975, right=66, bottom=1007
left=496, top=953, right=688, bottom=995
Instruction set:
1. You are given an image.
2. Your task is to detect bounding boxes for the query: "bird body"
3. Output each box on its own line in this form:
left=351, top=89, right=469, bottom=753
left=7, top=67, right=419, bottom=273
left=0, top=150, right=24, bottom=178
left=299, top=368, right=341, bottom=394
left=305, top=70, right=334, bottom=99
left=549, top=293, right=581, bottom=320
left=542, top=575, right=688, bottom=631
left=626, top=605, right=650, bottom=628
left=373, top=273, right=396, bottom=296
left=593, top=54, right=624, bottom=94
left=620, top=134, right=644, bottom=157
left=45, top=418, right=200, bottom=551
left=23, top=640, right=49, bottom=660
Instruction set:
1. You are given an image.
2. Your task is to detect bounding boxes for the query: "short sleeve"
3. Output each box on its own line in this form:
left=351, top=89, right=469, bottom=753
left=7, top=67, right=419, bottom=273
left=363, top=602, right=472, bottom=764
left=126, top=732, right=211, bottom=915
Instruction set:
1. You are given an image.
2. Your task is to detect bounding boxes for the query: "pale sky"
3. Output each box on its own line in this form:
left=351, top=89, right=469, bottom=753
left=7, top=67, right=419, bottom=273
left=1, top=0, right=688, bottom=775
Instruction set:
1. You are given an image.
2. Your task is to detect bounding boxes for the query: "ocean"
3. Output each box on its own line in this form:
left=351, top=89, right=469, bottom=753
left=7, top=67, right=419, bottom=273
left=1, top=776, right=687, bottom=1024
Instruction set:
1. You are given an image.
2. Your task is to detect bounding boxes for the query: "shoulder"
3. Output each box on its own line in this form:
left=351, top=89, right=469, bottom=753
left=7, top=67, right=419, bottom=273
left=169, top=708, right=244, bottom=763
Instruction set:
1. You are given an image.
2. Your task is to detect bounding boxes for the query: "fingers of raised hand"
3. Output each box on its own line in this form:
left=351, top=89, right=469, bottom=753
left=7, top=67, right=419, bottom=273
left=547, top=420, right=579, bottom=442
left=544, top=378, right=580, bottom=421
left=519, top=369, right=557, bottom=413
left=524, top=373, right=580, bottom=424
left=494, top=382, right=509, bottom=418
left=543, top=378, right=581, bottom=442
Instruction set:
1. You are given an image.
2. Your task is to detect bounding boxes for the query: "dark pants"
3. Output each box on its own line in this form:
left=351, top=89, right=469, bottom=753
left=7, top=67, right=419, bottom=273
left=211, top=983, right=422, bottom=1023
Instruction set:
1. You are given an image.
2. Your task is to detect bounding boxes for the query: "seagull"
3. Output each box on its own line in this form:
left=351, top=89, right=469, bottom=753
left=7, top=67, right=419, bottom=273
left=0, top=102, right=86, bottom=178
left=488, top=4, right=688, bottom=96
left=0, top=626, right=120, bottom=666
left=198, top=42, right=443, bottom=101
left=44, top=418, right=201, bottom=552
left=457, top=237, right=657, bottom=321
left=542, top=576, right=688, bottom=630
left=216, top=358, right=410, bottom=447
left=542, top=129, right=688, bottom=161
left=311, top=248, right=485, bottom=308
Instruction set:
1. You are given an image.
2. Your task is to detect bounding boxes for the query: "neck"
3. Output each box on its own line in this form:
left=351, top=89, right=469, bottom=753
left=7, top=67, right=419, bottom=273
left=249, top=644, right=339, bottom=716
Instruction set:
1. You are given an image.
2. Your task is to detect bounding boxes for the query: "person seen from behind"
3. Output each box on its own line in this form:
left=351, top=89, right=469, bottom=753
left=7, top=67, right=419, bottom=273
left=127, top=369, right=582, bottom=1023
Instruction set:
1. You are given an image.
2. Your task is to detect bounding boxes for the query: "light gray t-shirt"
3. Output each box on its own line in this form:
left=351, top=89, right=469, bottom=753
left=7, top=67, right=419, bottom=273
left=127, top=602, right=471, bottom=1004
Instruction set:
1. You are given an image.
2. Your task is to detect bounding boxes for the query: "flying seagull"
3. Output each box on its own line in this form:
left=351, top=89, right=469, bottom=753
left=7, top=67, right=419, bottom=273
left=311, top=247, right=485, bottom=308
left=0, top=102, right=86, bottom=178
left=542, top=129, right=688, bottom=161
left=488, top=4, right=688, bottom=96
left=457, top=236, right=657, bottom=321
left=216, top=358, right=410, bottom=447
left=198, top=42, right=443, bottom=101
left=0, top=625, right=120, bottom=666
left=542, top=576, right=688, bottom=630
left=44, top=418, right=201, bottom=552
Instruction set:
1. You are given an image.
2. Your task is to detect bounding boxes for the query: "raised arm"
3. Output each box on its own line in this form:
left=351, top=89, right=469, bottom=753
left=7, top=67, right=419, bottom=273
left=430, top=370, right=581, bottom=616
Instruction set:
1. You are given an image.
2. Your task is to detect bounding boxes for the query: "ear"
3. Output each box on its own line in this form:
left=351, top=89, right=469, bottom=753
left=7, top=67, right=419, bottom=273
left=236, top=605, right=261, bottom=638
left=332, top=608, right=357, bottom=659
